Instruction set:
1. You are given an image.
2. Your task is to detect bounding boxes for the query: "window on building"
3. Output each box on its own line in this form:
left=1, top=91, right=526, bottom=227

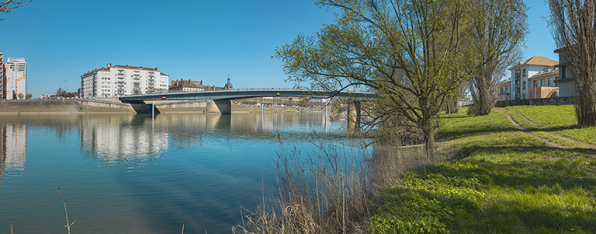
left=541, top=79, right=545, bottom=87
left=533, top=80, right=538, bottom=87
left=549, top=78, right=554, bottom=87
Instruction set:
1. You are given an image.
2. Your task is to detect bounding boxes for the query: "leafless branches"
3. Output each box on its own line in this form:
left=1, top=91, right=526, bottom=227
left=549, top=0, right=596, bottom=127
left=469, top=0, right=527, bottom=116
left=0, top=0, right=31, bottom=21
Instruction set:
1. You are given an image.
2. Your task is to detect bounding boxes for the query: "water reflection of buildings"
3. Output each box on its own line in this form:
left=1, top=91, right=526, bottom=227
left=79, top=115, right=168, bottom=165
left=0, top=123, right=27, bottom=181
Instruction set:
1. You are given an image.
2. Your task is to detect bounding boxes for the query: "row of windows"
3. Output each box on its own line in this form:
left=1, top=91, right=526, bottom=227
left=532, top=76, right=558, bottom=88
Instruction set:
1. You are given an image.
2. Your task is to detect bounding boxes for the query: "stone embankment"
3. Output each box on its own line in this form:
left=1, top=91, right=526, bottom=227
left=0, top=99, right=323, bottom=114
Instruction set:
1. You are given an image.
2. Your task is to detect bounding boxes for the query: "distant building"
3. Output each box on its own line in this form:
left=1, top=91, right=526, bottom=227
left=527, top=67, right=559, bottom=99
left=224, top=76, right=233, bottom=90
left=508, top=56, right=559, bottom=100
left=80, top=64, right=169, bottom=98
left=169, top=77, right=234, bottom=92
left=0, top=52, right=4, bottom=99
left=554, top=47, right=578, bottom=97
left=497, top=78, right=511, bottom=101
left=3, top=57, right=27, bottom=100
left=40, top=93, right=56, bottom=99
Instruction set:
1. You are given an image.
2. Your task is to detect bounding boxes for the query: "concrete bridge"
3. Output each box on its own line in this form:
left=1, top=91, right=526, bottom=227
left=119, top=89, right=376, bottom=101
left=119, top=89, right=377, bottom=128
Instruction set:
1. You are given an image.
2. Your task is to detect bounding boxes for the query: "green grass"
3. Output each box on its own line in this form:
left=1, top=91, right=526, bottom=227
left=370, top=108, right=596, bottom=233
left=500, top=108, right=583, bottom=148
left=507, top=105, right=596, bottom=145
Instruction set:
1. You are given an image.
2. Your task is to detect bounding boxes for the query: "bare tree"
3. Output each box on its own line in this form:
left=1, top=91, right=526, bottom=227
left=0, top=0, right=32, bottom=19
left=276, top=0, right=482, bottom=158
left=469, top=0, right=527, bottom=116
left=549, top=0, right=596, bottom=127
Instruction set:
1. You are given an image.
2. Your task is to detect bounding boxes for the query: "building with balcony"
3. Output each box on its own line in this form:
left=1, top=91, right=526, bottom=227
left=508, top=56, right=558, bottom=100
left=80, top=64, right=169, bottom=98
left=3, top=57, right=27, bottom=100
left=527, top=67, right=559, bottom=99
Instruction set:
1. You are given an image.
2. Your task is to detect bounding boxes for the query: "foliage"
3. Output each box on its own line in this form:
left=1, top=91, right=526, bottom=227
left=56, top=88, right=78, bottom=98
left=276, top=0, right=487, bottom=158
left=371, top=109, right=596, bottom=233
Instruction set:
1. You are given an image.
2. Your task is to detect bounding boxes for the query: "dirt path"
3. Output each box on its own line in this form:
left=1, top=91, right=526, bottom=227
left=503, top=108, right=596, bottom=150
left=494, top=108, right=568, bottom=149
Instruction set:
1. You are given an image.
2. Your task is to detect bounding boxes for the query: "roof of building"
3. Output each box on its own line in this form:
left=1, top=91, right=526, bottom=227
left=529, top=67, right=559, bottom=80
left=82, top=64, right=168, bottom=76
left=508, top=56, right=559, bottom=70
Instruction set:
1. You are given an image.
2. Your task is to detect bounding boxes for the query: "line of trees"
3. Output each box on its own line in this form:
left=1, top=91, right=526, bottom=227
left=276, top=0, right=528, bottom=158
left=56, top=88, right=78, bottom=98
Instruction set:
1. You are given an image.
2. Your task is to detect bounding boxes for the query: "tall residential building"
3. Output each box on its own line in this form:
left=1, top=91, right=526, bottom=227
left=4, top=57, right=27, bottom=100
left=508, top=56, right=558, bottom=100
left=80, top=64, right=169, bottom=98
left=0, top=52, right=4, bottom=99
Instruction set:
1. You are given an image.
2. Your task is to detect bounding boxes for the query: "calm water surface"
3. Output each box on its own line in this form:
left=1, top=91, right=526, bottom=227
left=0, top=112, right=358, bottom=233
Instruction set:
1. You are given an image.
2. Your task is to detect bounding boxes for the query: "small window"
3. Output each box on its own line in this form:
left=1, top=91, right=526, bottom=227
left=541, top=79, right=545, bottom=87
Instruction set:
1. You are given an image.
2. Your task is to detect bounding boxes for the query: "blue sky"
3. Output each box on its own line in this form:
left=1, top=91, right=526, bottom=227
left=0, top=0, right=556, bottom=97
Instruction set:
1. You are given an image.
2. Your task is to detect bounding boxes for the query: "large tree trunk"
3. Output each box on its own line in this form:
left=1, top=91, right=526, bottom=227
left=445, top=99, right=461, bottom=114
left=576, top=81, right=596, bottom=127
left=423, top=130, right=436, bottom=160
left=472, top=73, right=497, bottom=116
left=421, top=119, right=436, bottom=159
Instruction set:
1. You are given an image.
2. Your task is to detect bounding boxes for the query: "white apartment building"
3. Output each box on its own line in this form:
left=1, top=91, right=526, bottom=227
left=4, top=57, right=27, bottom=100
left=508, top=56, right=558, bottom=100
left=81, top=63, right=169, bottom=98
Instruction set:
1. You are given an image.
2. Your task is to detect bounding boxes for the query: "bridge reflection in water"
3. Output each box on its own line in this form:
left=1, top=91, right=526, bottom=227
left=0, top=112, right=352, bottom=233
left=0, top=112, right=338, bottom=172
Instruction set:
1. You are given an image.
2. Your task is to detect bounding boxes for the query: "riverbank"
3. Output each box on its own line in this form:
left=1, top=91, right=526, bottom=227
left=0, top=99, right=325, bottom=114
left=370, top=105, right=596, bottom=233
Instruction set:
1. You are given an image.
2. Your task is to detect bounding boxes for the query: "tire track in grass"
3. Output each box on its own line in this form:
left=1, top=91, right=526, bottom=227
left=494, top=108, right=568, bottom=149
left=504, top=108, right=596, bottom=150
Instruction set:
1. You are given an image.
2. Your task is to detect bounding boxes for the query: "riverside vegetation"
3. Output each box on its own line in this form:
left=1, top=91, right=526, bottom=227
left=236, top=105, right=596, bottom=233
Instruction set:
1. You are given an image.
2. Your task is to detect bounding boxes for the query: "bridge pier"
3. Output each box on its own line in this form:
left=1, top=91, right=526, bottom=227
left=206, top=100, right=232, bottom=115
left=347, top=101, right=361, bottom=130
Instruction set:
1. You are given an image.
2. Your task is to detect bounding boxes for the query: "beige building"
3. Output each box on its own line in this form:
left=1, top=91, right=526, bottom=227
left=3, top=57, right=27, bottom=100
left=81, top=64, right=169, bottom=98
left=527, top=67, right=559, bottom=99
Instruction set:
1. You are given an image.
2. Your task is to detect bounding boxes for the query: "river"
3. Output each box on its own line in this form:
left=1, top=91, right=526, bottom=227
left=0, top=112, right=360, bottom=233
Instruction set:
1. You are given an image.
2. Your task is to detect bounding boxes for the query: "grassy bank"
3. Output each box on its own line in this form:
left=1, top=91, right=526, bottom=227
left=506, top=105, right=596, bottom=145
left=371, top=107, right=596, bottom=233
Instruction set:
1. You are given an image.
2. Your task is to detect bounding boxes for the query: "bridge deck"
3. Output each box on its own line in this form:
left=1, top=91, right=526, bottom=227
left=118, top=89, right=377, bottom=102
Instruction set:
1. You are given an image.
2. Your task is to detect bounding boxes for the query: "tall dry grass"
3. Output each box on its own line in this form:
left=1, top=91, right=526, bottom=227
left=233, top=127, right=454, bottom=234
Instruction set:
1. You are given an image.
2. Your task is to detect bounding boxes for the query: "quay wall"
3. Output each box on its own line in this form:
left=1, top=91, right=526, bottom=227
left=0, top=99, right=324, bottom=114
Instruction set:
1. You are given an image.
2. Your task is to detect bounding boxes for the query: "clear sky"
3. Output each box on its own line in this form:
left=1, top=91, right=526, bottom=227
left=0, top=0, right=557, bottom=97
